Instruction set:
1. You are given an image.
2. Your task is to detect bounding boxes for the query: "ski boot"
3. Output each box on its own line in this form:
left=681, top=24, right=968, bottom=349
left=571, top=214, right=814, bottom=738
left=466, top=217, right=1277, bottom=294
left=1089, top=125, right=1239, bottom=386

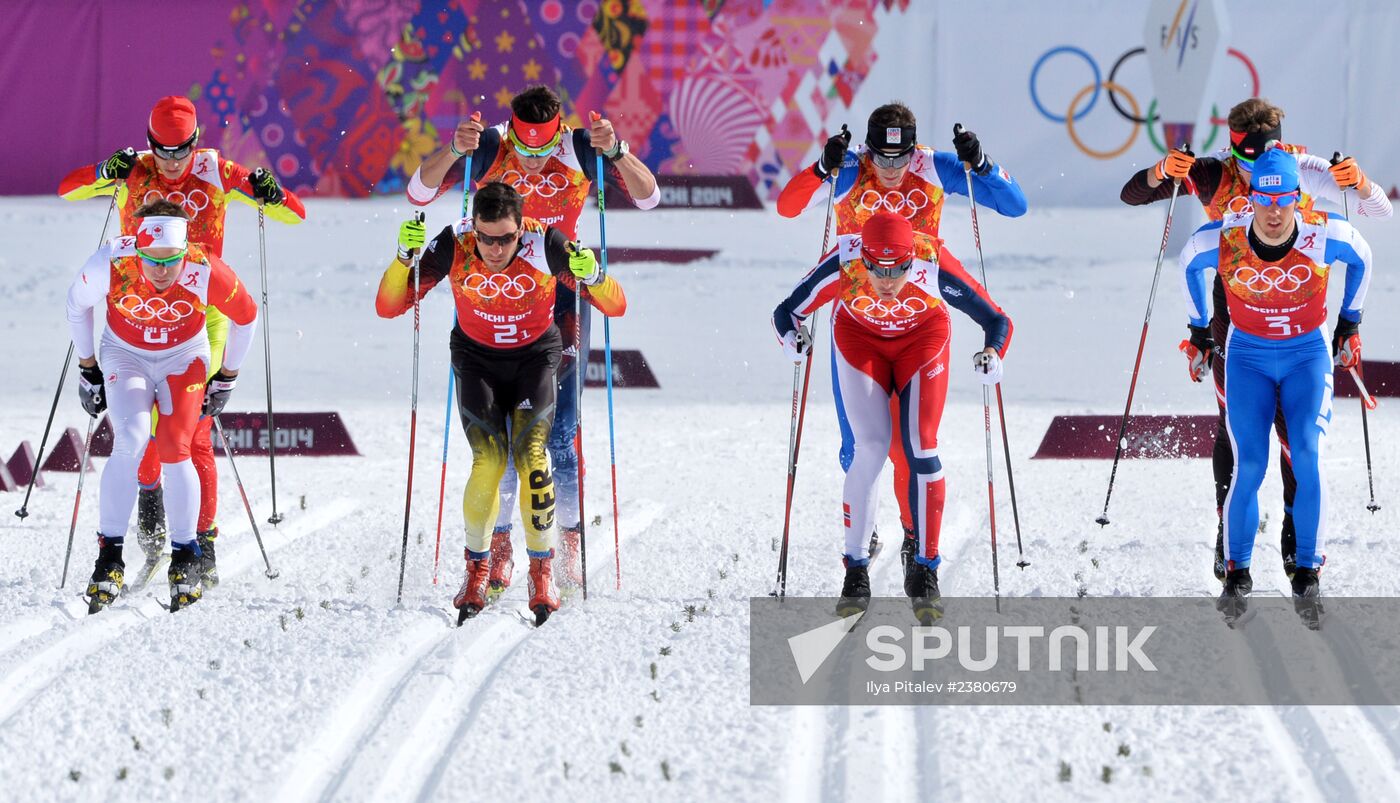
left=900, top=526, right=917, bottom=571
left=1216, top=565, right=1252, bottom=626
left=1280, top=513, right=1297, bottom=580
left=85, top=537, right=126, bottom=615
left=904, top=558, right=943, bottom=625
left=557, top=526, right=585, bottom=590
left=1212, top=519, right=1226, bottom=582
left=527, top=551, right=561, bottom=626
left=1291, top=567, right=1323, bottom=630
left=454, top=552, right=491, bottom=625
left=487, top=526, right=514, bottom=596
left=835, top=558, right=871, bottom=617
left=135, top=486, right=168, bottom=588
left=168, top=545, right=204, bottom=613
left=196, top=527, right=219, bottom=589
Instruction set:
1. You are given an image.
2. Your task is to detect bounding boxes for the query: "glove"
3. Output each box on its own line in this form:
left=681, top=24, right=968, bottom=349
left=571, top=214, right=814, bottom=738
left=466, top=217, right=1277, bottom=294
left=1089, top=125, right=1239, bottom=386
left=973, top=350, right=1002, bottom=385
left=781, top=325, right=812, bottom=363
left=815, top=126, right=852, bottom=178
left=952, top=125, right=988, bottom=174
left=203, top=371, right=237, bottom=417
left=1333, top=316, right=1361, bottom=369
left=1154, top=149, right=1196, bottom=182
left=567, top=242, right=600, bottom=285
left=250, top=168, right=285, bottom=205
left=450, top=112, right=484, bottom=157
left=1329, top=156, right=1368, bottom=193
left=77, top=364, right=106, bottom=417
left=397, top=213, right=426, bottom=261
left=1178, top=324, right=1214, bottom=382
left=99, top=148, right=136, bottom=181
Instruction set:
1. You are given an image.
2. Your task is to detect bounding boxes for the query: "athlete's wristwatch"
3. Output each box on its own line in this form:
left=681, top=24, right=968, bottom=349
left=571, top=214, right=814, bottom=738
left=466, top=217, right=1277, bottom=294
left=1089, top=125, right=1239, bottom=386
left=604, top=139, right=629, bottom=162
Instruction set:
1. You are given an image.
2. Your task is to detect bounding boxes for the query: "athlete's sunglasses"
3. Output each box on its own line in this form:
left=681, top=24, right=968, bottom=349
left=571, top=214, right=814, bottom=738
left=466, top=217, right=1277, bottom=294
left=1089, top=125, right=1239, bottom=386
left=137, top=247, right=187, bottom=267
left=507, top=127, right=562, bottom=158
left=862, top=254, right=913, bottom=279
left=476, top=229, right=520, bottom=247
left=148, top=131, right=198, bottom=161
left=870, top=148, right=913, bottom=170
left=1250, top=190, right=1301, bottom=208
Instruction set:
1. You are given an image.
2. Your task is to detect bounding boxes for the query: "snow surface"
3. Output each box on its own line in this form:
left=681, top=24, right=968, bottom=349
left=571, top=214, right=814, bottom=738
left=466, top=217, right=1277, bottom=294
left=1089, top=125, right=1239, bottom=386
left=3, top=194, right=1400, bottom=801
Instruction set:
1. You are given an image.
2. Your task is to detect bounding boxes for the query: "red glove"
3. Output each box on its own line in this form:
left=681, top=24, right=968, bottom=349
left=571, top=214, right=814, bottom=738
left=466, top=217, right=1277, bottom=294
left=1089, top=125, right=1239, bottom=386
left=1179, top=325, right=1214, bottom=382
left=1329, top=156, right=1369, bottom=193
left=1154, top=149, right=1195, bottom=182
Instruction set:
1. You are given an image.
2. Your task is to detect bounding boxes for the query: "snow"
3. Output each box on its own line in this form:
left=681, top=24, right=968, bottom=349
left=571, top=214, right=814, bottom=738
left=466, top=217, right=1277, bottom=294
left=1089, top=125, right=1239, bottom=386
left=3, top=195, right=1400, bottom=801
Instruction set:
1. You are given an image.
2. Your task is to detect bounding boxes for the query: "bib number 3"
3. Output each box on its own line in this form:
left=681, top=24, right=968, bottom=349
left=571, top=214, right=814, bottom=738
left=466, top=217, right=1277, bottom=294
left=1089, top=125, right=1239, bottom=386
left=1265, top=315, right=1301, bottom=337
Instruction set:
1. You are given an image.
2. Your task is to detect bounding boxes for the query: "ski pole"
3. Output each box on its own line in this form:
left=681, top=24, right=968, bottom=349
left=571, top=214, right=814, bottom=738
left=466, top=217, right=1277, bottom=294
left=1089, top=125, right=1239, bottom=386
left=252, top=183, right=284, bottom=526
left=957, top=123, right=1028, bottom=571
left=58, top=411, right=103, bottom=589
left=213, top=416, right=279, bottom=579
left=575, top=245, right=589, bottom=601
left=775, top=125, right=846, bottom=600
left=396, top=211, right=427, bottom=604
left=18, top=189, right=120, bottom=521
left=1097, top=144, right=1190, bottom=527
left=592, top=136, right=623, bottom=590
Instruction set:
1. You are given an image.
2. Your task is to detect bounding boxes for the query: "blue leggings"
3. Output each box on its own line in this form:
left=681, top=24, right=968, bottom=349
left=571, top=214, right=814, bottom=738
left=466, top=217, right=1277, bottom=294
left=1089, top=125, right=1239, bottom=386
left=1222, top=327, right=1333, bottom=570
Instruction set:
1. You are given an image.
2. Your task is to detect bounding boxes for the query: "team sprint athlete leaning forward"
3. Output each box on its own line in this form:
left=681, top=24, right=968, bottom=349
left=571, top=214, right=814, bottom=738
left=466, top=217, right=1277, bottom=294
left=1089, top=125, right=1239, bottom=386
left=772, top=212, right=1012, bottom=623
left=66, top=200, right=259, bottom=614
left=376, top=182, right=627, bottom=626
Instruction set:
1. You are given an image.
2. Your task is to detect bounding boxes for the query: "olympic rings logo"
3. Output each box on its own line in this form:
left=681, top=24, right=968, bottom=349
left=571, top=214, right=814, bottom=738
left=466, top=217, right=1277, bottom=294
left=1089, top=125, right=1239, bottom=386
left=1029, top=45, right=1259, bottom=160
left=501, top=171, right=571, bottom=198
left=1232, top=264, right=1313, bottom=294
left=858, top=189, right=928, bottom=219
left=118, top=294, right=195, bottom=323
left=142, top=188, right=210, bottom=216
left=463, top=272, right=538, bottom=300
left=852, top=295, right=928, bottom=319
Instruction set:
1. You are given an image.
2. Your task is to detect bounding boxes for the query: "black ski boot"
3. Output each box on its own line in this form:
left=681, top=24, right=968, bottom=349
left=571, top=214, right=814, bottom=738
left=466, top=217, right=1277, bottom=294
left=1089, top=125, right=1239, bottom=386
left=1280, top=513, right=1297, bottom=580
left=196, top=527, right=219, bottom=588
left=1291, top=567, right=1323, bottom=630
left=836, top=559, right=871, bottom=617
left=1216, top=566, right=1252, bottom=625
left=904, top=559, right=943, bottom=624
left=900, top=526, right=917, bottom=570
left=168, top=546, right=204, bottom=613
left=85, top=537, right=126, bottom=615
left=1212, top=519, right=1226, bottom=582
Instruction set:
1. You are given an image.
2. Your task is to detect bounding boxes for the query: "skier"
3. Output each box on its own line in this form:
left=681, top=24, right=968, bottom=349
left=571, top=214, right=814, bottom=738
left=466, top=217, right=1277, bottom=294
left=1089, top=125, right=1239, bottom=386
left=376, top=182, right=627, bottom=625
left=407, top=85, right=658, bottom=594
left=58, top=95, right=306, bottom=588
left=771, top=212, right=1012, bottom=620
left=1120, top=97, right=1391, bottom=580
left=67, top=201, right=259, bottom=613
left=776, top=102, right=1026, bottom=566
left=1178, top=147, right=1373, bottom=625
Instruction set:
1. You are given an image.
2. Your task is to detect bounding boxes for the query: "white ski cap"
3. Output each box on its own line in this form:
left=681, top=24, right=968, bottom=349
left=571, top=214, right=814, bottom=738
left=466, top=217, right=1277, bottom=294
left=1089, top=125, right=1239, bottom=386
left=135, top=216, right=188, bottom=251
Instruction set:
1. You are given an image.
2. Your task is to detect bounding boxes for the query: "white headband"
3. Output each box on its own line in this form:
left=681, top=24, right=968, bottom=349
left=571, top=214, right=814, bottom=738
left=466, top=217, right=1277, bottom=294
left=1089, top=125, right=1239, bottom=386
left=135, top=216, right=188, bottom=251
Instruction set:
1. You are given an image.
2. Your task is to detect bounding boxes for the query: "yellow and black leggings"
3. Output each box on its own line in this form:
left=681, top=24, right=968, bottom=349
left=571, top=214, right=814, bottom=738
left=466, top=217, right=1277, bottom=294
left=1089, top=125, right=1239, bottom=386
left=450, top=325, right=562, bottom=558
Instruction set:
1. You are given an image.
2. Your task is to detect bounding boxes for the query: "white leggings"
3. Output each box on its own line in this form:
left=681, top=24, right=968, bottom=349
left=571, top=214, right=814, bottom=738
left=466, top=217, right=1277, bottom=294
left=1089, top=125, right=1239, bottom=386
left=98, top=339, right=209, bottom=547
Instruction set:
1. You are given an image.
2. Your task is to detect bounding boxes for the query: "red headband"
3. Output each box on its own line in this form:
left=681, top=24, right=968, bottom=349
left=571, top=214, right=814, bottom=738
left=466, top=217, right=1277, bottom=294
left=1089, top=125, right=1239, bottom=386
left=510, top=114, right=562, bottom=148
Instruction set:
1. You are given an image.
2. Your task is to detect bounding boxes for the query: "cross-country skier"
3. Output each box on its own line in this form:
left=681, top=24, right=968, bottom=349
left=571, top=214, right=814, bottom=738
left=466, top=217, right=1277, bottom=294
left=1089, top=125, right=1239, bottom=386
left=776, top=102, right=1026, bottom=568
left=1120, top=97, right=1391, bottom=580
left=67, top=200, right=259, bottom=613
left=376, top=182, right=627, bottom=625
left=407, top=85, right=658, bottom=594
left=771, top=212, right=1012, bottom=621
left=1178, top=147, right=1373, bottom=626
left=58, top=95, right=306, bottom=588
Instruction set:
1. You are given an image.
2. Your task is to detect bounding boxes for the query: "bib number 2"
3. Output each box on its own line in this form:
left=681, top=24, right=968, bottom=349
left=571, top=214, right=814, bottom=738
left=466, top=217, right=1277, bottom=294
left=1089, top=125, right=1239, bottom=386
left=493, top=323, right=520, bottom=344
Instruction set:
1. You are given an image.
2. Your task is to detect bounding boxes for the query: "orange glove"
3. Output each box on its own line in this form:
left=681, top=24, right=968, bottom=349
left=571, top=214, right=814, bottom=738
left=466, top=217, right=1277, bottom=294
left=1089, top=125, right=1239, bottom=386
left=1329, top=156, right=1369, bottom=193
left=1154, top=149, right=1195, bottom=182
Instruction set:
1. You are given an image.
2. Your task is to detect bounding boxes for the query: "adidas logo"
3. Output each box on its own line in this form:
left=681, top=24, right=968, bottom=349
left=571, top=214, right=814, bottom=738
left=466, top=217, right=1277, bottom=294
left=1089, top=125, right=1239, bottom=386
left=517, top=399, right=533, bottom=410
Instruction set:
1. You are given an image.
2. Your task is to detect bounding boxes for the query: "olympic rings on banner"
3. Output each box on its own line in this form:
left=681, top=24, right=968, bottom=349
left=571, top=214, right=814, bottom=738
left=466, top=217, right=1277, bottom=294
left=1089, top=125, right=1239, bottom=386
left=1233, top=264, right=1313, bottom=294
left=858, top=189, right=929, bottom=218
left=464, top=272, right=538, bottom=300
left=1030, top=45, right=1259, bottom=159
left=852, top=295, right=929, bottom=320
left=119, top=294, right=195, bottom=323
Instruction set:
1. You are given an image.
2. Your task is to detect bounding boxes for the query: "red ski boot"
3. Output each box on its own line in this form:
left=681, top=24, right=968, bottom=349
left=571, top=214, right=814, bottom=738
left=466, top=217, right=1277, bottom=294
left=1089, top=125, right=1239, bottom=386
left=558, top=526, right=585, bottom=589
left=527, top=552, right=561, bottom=627
left=453, top=553, right=492, bottom=625
left=487, top=527, right=514, bottom=594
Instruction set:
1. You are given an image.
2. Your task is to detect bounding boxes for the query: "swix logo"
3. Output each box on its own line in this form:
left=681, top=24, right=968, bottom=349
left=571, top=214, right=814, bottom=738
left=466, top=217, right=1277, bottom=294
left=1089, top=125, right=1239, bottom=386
left=940, top=284, right=963, bottom=298
left=926, top=362, right=945, bottom=380
left=1298, top=232, right=1317, bottom=250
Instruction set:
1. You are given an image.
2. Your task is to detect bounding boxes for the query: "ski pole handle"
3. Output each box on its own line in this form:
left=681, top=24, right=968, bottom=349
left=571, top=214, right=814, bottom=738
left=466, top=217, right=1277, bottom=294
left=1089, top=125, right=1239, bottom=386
left=1349, top=366, right=1378, bottom=410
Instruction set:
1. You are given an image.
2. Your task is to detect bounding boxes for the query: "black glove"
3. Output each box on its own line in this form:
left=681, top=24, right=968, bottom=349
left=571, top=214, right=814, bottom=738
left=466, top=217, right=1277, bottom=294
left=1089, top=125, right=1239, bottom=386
left=1332, top=316, right=1359, bottom=357
left=250, top=168, right=285, bottom=205
left=100, top=148, right=136, bottom=181
left=816, top=126, right=852, bottom=178
left=203, top=370, right=237, bottom=417
left=952, top=125, right=989, bottom=174
left=78, top=364, right=106, bottom=417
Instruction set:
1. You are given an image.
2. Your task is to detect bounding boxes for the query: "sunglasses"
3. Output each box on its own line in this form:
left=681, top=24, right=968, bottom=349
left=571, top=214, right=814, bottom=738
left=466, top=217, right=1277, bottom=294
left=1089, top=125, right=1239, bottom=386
left=869, top=148, right=913, bottom=170
left=148, top=131, right=197, bottom=161
left=507, top=127, right=562, bottom=158
left=1250, top=190, right=1301, bottom=208
left=862, top=254, right=913, bottom=279
left=476, top=229, right=520, bottom=247
left=137, top=247, right=187, bottom=267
